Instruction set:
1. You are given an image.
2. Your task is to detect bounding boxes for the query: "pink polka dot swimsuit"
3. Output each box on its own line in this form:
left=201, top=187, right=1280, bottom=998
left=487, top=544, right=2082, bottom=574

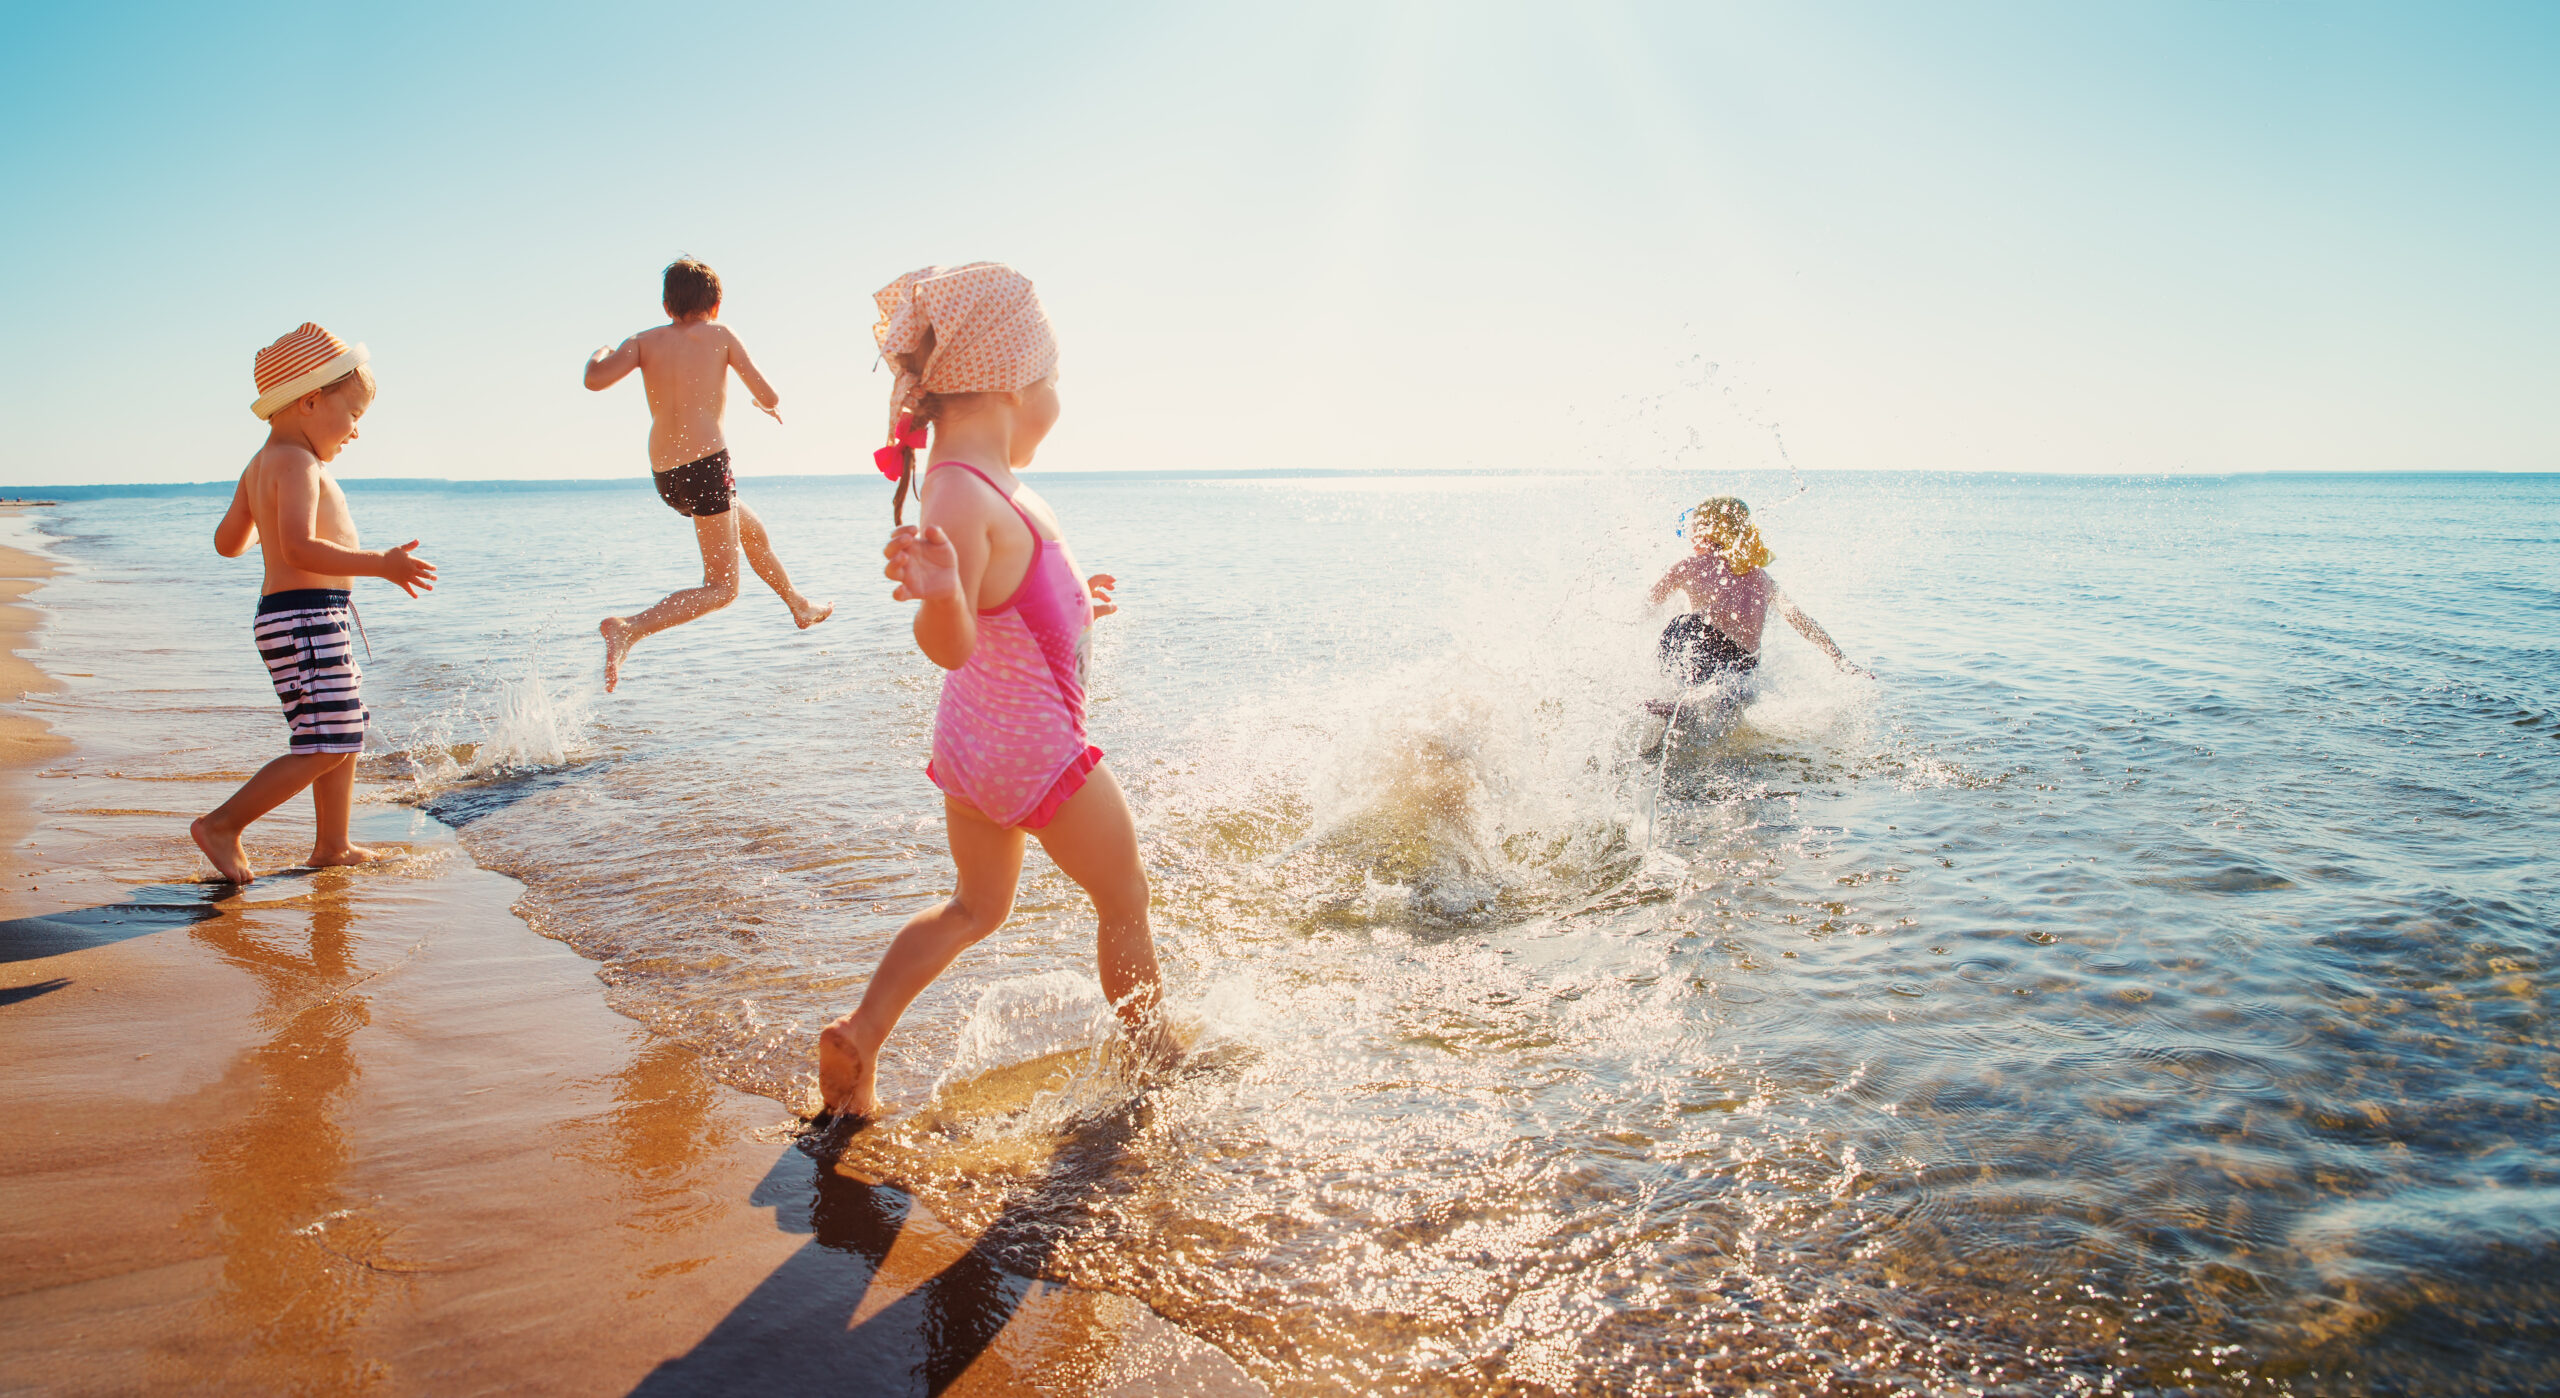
left=923, top=463, right=1102, bottom=829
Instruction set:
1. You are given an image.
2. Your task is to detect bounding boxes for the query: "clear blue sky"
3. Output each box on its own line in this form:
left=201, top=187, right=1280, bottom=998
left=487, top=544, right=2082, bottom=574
left=3, top=1, right=2553, bottom=484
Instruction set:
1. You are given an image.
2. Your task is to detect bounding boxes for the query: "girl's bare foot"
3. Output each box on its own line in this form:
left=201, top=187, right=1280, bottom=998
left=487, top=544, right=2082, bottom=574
left=189, top=815, right=255, bottom=885
left=1131, top=1017, right=1185, bottom=1075
left=790, top=596, right=834, bottom=630
left=599, top=616, right=635, bottom=692
left=306, top=843, right=385, bottom=869
left=815, top=1018, right=881, bottom=1122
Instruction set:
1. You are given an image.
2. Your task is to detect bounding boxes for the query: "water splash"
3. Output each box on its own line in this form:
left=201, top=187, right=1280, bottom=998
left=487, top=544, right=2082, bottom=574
left=474, top=664, right=591, bottom=771
left=934, top=971, right=1121, bottom=1102
left=381, top=645, right=597, bottom=795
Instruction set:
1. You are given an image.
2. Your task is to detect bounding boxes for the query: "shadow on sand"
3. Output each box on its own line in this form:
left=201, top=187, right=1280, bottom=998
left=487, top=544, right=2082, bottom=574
left=632, top=1097, right=1246, bottom=1396
left=0, top=881, right=237, bottom=965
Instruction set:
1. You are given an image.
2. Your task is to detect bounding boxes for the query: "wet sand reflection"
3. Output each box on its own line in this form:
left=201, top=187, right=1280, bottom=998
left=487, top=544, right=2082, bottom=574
left=171, top=875, right=411, bottom=1394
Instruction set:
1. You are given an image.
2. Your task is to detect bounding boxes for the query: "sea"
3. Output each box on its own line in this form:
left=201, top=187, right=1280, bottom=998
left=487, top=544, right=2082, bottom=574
left=21, top=467, right=2560, bottom=1395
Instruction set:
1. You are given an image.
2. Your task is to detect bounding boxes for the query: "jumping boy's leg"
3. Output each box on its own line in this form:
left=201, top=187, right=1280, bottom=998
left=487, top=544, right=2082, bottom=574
left=734, top=502, right=833, bottom=630
left=599, top=511, right=744, bottom=691
left=1029, top=765, right=1168, bottom=1050
left=305, top=752, right=382, bottom=868
left=818, top=799, right=1027, bottom=1119
left=191, top=752, right=350, bottom=884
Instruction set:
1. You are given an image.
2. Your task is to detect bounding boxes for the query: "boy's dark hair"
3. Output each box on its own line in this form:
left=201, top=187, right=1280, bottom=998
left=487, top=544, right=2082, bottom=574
left=663, top=257, right=721, bottom=319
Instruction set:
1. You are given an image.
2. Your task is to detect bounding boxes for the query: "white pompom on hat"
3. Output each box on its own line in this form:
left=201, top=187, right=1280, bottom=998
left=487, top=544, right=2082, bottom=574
left=251, top=322, right=369, bottom=420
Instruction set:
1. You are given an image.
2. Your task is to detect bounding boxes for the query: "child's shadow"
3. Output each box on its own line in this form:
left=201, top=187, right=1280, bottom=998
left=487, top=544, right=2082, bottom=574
left=630, top=1103, right=1147, bottom=1396
left=0, top=882, right=238, bottom=965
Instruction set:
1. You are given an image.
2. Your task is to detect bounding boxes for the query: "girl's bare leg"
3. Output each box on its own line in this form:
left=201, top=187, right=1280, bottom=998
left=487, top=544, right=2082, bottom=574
left=818, top=798, right=1027, bottom=1118
left=734, top=502, right=833, bottom=629
left=599, top=511, right=744, bottom=691
left=304, top=751, right=381, bottom=867
left=1028, top=765, right=1164, bottom=1040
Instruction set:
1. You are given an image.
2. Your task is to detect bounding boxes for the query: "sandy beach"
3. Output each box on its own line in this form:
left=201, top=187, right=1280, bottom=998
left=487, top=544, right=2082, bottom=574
left=0, top=512, right=1259, bottom=1393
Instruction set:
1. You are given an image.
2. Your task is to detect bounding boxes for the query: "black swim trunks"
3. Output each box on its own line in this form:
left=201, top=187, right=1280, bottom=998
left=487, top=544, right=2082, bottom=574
left=1659, top=612, right=1759, bottom=687
left=654, top=450, right=736, bottom=517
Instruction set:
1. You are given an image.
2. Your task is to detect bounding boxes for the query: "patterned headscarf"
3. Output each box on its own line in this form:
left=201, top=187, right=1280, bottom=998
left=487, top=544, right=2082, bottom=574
left=870, top=263, right=1059, bottom=522
left=1690, top=496, right=1774, bottom=575
left=874, top=263, right=1057, bottom=428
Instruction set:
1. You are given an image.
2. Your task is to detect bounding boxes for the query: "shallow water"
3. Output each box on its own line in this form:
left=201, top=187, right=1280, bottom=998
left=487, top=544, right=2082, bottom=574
left=35, top=468, right=2560, bottom=1394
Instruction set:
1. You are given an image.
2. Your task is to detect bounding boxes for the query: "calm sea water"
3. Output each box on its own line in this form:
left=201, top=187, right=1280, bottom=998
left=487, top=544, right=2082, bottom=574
left=32, top=468, right=2560, bottom=1394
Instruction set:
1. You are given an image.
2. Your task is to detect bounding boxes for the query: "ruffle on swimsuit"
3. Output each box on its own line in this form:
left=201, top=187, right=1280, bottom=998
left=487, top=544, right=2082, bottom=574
left=923, top=463, right=1101, bottom=829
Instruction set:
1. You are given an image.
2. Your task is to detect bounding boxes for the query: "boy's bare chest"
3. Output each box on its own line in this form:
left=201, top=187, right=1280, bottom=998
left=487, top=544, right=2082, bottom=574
left=254, top=471, right=361, bottom=546
left=311, top=482, right=360, bottom=544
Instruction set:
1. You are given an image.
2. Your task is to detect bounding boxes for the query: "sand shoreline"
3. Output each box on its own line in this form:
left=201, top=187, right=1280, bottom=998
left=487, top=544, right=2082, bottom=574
left=0, top=508, right=1257, bottom=1395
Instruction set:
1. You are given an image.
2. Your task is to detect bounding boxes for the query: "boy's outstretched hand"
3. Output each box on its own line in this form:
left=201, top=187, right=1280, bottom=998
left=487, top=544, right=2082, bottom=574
left=884, top=525, right=962, bottom=604
left=379, top=540, right=437, bottom=596
left=1087, top=573, right=1117, bottom=619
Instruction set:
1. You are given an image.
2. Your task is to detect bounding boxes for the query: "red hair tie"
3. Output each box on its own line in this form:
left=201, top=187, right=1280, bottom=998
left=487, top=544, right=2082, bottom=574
left=872, top=412, right=927, bottom=480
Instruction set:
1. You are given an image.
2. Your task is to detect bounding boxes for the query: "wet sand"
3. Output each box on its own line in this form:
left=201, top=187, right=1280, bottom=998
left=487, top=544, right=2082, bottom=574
left=0, top=516, right=1258, bottom=1395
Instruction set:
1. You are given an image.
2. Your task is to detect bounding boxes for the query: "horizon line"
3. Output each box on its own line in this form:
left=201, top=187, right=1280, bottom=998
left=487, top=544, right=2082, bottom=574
left=2, top=465, right=2553, bottom=499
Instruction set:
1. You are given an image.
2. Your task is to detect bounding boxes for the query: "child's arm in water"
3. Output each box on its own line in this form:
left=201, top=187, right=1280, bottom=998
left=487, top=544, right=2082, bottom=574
left=721, top=326, right=783, bottom=423
left=582, top=335, right=641, bottom=392
left=1773, top=586, right=1870, bottom=678
left=214, top=470, right=257, bottom=558
left=1647, top=558, right=1696, bottom=608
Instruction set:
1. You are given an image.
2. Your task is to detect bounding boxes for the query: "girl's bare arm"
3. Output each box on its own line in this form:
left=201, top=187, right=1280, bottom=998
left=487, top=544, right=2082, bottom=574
left=1773, top=584, right=1868, bottom=676
left=1647, top=559, right=1692, bottom=608
left=887, top=478, right=995, bottom=669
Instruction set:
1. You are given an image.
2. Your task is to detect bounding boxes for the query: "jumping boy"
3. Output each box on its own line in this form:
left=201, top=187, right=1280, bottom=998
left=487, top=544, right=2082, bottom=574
left=584, top=257, right=831, bottom=690
left=192, top=323, right=437, bottom=885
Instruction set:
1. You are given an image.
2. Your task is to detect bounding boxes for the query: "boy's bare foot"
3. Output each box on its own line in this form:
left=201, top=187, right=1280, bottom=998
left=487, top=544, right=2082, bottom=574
left=816, top=1018, right=882, bottom=1122
left=190, top=815, right=255, bottom=885
left=306, top=843, right=384, bottom=869
left=599, top=616, right=635, bottom=692
left=790, top=596, right=834, bottom=631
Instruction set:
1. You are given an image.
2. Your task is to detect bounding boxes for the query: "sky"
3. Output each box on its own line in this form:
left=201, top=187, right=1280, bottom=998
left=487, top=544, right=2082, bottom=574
left=2, top=1, right=2553, bottom=486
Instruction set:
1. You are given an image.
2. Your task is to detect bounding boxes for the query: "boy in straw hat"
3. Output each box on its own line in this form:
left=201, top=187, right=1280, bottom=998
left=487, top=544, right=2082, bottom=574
left=191, top=323, right=437, bottom=885
left=584, top=257, right=832, bottom=691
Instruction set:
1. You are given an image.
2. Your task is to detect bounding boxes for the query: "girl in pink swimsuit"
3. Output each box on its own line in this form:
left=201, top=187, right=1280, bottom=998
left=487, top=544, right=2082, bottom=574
left=1647, top=495, right=1869, bottom=692
left=817, top=264, right=1165, bottom=1124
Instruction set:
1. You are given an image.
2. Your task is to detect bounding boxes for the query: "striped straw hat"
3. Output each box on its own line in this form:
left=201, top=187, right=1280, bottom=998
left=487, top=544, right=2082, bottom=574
left=251, top=322, right=369, bottom=420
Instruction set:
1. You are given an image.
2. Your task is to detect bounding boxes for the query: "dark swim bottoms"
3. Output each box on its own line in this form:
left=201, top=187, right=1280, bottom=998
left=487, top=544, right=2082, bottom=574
left=1659, top=612, right=1759, bottom=687
left=654, top=450, right=735, bottom=517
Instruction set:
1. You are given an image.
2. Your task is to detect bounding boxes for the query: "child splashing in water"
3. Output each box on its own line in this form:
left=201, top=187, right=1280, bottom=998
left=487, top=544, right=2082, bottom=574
left=1647, top=496, right=1867, bottom=715
left=817, top=263, right=1164, bottom=1124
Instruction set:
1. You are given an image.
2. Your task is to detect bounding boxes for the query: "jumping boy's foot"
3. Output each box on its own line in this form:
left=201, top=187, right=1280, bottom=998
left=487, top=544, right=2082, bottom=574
left=599, top=616, right=636, bottom=692
left=816, top=1018, right=882, bottom=1122
left=306, top=843, right=385, bottom=869
left=789, top=596, right=834, bottom=631
left=190, top=815, right=255, bottom=885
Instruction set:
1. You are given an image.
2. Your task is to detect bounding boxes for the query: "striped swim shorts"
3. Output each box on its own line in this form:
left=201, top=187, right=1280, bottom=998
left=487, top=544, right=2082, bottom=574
left=256, top=588, right=368, bottom=754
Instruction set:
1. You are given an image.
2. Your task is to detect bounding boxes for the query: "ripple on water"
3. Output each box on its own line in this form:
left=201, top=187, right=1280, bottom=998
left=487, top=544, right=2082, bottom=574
left=2286, top=1186, right=2560, bottom=1391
